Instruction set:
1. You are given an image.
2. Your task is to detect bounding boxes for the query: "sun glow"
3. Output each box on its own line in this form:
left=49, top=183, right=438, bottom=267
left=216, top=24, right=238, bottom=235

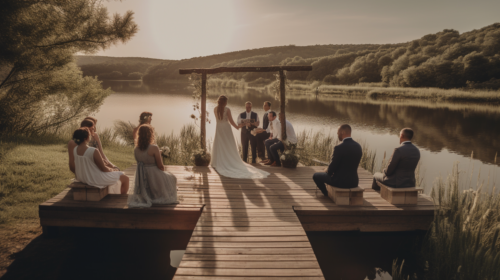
left=147, top=0, right=236, bottom=59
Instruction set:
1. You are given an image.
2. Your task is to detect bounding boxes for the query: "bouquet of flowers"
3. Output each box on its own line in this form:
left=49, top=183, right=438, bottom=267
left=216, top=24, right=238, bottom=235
left=279, top=141, right=300, bottom=168
left=160, top=146, right=170, bottom=158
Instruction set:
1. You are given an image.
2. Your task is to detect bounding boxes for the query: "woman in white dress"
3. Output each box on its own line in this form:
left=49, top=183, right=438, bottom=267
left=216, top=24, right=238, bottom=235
left=71, top=127, right=129, bottom=194
left=211, top=95, right=270, bottom=179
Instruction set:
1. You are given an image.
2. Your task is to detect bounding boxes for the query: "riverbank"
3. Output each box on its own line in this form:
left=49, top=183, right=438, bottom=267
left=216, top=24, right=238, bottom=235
left=252, top=81, right=500, bottom=104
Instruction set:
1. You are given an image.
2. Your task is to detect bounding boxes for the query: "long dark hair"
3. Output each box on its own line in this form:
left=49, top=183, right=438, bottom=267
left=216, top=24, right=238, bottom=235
left=216, top=95, right=227, bottom=120
left=135, top=124, right=155, bottom=151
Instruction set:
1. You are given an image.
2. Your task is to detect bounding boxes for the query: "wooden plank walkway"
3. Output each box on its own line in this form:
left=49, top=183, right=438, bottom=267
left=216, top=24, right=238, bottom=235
left=165, top=165, right=433, bottom=280
left=39, top=164, right=434, bottom=279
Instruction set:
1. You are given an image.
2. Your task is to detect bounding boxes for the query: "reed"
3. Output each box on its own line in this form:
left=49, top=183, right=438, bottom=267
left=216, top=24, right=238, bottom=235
left=295, top=130, right=378, bottom=173
left=393, top=155, right=500, bottom=280
left=318, top=84, right=500, bottom=103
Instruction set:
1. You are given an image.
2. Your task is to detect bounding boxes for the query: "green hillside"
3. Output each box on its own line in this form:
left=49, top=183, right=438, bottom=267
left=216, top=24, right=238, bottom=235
left=77, top=22, right=500, bottom=89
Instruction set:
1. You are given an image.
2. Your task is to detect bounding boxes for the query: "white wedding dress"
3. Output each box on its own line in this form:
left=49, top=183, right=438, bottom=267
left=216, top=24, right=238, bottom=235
left=211, top=107, right=270, bottom=179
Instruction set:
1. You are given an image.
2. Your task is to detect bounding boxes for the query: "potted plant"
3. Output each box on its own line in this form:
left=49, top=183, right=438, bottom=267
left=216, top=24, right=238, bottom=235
left=192, top=149, right=211, bottom=166
left=280, top=141, right=300, bottom=168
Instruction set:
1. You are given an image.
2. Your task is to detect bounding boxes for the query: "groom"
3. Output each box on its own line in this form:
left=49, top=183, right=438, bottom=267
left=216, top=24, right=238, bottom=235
left=237, top=101, right=260, bottom=163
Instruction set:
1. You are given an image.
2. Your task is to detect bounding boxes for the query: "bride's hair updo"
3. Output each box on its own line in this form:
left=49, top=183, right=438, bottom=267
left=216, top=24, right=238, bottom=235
left=216, top=95, right=228, bottom=120
left=136, top=124, right=155, bottom=151
left=72, top=127, right=91, bottom=145
left=139, top=112, right=153, bottom=125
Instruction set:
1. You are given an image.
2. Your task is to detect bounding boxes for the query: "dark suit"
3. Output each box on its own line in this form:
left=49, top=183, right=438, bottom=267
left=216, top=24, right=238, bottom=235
left=240, top=111, right=258, bottom=163
left=313, top=138, right=363, bottom=195
left=373, top=142, right=420, bottom=189
left=256, top=111, right=271, bottom=159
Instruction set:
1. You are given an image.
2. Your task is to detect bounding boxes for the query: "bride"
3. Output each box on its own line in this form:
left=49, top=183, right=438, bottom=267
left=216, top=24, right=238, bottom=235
left=211, top=95, right=270, bottom=179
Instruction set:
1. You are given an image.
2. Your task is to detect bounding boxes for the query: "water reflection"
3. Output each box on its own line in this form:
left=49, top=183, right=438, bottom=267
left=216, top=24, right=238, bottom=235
left=95, top=81, right=500, bottom=193
left=307, top=231, right=421, bottom=280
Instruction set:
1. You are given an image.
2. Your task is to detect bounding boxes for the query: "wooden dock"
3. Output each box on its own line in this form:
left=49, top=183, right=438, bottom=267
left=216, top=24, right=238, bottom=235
left=39, top=165, right=434, bottom=279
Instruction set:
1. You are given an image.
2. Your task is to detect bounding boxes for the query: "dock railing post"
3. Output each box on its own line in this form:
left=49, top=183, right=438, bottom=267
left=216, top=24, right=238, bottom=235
left=201, top=72, right=207, bottom=151
left=279, top=70, right=287, bottom=142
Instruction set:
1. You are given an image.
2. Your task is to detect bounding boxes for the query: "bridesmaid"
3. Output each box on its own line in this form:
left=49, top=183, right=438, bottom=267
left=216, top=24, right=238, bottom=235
left=128, top=124, right=178, bottom=208
left=132, top=112, right=153, bottom=140
left=68, top=118, right=118, bottom=174
left=83, top=117, right=119, bottom=171
left=71, top=127, right=129, bottom=194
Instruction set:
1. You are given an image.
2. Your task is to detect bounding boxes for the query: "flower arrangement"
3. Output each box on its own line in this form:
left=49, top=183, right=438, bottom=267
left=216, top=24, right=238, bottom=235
left=160, top=146, right=170, bottom=158
left=192, top=149, right=211, bottom=166
left=280, top=141, right=300, bottom=168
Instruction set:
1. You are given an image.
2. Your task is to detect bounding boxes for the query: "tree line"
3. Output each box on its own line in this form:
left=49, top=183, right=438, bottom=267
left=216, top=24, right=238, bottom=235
left=135, top=23, right=500, bottom=89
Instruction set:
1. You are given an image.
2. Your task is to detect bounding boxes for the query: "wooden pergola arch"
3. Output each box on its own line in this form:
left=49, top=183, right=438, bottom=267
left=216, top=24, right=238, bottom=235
left=179, top=66, right=313, bottom=151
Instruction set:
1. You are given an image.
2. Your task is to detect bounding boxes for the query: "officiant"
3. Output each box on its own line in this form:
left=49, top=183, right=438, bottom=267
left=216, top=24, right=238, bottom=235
left=237, top=101, right=259, bottom=163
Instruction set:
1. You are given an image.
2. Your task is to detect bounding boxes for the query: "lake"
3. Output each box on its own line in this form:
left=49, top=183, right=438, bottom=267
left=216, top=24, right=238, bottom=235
left=95, top=81, right=500, bottom=194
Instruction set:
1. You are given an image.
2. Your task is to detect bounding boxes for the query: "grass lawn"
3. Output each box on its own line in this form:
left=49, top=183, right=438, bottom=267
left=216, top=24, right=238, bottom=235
left=0, top=137, right=136, bottom=275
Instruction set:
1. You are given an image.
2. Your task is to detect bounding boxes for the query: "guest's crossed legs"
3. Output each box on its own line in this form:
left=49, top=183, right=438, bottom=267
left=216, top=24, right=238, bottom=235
left=265, top=139, right=284, bottom=165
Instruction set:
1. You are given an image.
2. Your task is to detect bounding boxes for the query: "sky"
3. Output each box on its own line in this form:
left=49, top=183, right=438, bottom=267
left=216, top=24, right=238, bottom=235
left=96, top=0, right=500, bottom=60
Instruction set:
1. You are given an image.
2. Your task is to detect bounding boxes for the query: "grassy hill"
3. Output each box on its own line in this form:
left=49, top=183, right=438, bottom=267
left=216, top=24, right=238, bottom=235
left=76, top=22, right=500, bottom=89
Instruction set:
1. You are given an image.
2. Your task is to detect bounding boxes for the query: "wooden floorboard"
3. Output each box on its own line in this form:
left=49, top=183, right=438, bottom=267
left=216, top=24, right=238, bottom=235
left=39, top=164, right=435, bottom=279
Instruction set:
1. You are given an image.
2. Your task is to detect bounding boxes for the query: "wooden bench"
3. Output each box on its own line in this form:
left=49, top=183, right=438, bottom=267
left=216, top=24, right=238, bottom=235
left=326, top=184, right=364, bottom=206
left=69, top=181, right=110, bottom=201
left=376, top=181, right=419, bottom=205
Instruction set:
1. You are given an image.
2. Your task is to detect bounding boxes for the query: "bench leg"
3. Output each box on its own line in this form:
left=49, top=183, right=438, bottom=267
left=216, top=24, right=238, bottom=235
left=42, top=226, right=58, bottom=238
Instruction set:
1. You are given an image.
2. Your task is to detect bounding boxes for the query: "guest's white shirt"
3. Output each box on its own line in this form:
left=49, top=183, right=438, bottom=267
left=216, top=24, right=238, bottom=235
left=237, top=110, right=260, bottom=126
left=267, top=118, right=280, bottom=137
left=271, top=119, right=297, bottom=144
left=402, top=141, right=411, bottom=144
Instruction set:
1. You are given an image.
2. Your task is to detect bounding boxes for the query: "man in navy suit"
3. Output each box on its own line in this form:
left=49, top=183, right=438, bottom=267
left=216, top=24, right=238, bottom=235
left=372, top=128, right=420, bottom=190
left=313, top=124, right=363, bottom=196
left=237, top=101, right=259, bottom=163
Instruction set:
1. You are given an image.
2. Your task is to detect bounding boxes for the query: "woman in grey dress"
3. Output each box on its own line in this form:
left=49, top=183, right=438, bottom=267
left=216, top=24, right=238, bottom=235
left=128, top=124, right=178, bottom=208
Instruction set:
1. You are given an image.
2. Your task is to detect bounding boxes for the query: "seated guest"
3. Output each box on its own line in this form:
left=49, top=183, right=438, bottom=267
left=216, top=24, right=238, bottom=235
left=256, top=101, right=272, bottom=162
left=313, top=124, right=362, bottom=196
left=132, top=111, right=153, bottom=140
left=71, top=127, right=129, bottom=194
left=372, top=128, right=420, bottom=191
left=264, top=112, right=297, bottom=167
left=68, top=118, right=118, bottom=174
left=83, top=116, right=119, bottom=171
left=128, top=124, right=178, bottom=208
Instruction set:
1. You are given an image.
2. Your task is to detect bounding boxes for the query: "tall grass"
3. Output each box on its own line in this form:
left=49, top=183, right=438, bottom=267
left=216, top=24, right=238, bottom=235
left=295, top=130, right=378, bottom=173
left=393, top=156, right=500, bottom=280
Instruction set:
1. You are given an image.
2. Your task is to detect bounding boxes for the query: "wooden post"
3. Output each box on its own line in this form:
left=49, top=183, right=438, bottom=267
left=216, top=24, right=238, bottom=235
left=201, top=73, right=207, bottom=151
left=279, top=70, right=287, bottom=141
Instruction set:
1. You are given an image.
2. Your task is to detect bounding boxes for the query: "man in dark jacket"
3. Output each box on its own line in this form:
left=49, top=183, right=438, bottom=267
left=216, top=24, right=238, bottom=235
left=313, top=124, right=363, bottom=196
left=372, top=128, right=420, bottom=190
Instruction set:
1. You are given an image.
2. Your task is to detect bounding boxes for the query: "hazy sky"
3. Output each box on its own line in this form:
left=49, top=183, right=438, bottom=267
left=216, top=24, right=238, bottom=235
left=96, top=0, right=500, bottom=60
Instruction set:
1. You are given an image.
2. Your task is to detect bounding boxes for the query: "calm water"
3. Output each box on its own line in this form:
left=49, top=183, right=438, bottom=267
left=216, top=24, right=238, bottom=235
left=95, top=81, right=500, bottom=193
